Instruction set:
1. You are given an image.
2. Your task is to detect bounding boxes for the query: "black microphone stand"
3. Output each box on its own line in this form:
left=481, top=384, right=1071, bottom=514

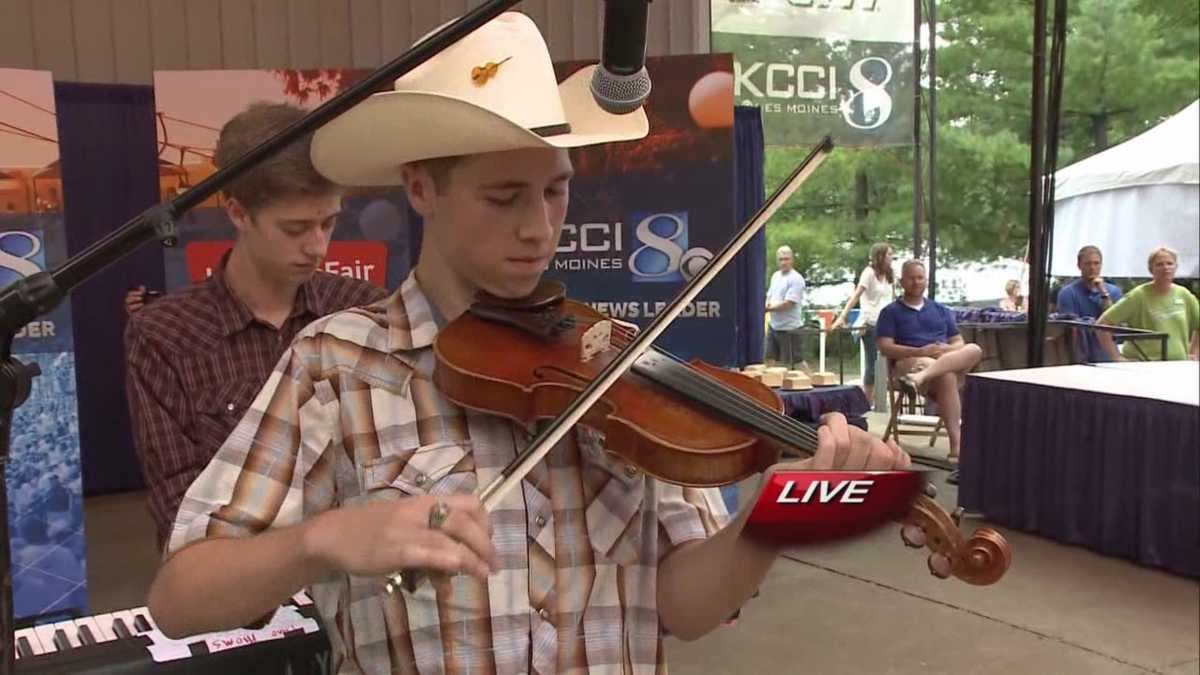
left=0, top=1, right=520, bottom=671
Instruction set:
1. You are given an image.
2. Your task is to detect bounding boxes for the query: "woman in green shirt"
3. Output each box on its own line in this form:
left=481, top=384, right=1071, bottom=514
left=1098, top=247, right=1200, bottom=361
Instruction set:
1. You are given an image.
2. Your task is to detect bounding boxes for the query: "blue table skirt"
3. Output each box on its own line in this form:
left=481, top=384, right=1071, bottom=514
left=778, top=385, right=872, bottom=422
left=720, top=385, right=872, bottom=512
left=958, top=376, right=1199, bottom=578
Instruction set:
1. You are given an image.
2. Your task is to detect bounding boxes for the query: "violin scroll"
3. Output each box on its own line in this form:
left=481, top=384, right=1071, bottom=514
left=899, top=494, right=1011, bottom=586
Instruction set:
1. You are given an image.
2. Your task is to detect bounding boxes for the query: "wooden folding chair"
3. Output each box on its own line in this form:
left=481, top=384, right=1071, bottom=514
left=882, top=360, right=945, bottom=447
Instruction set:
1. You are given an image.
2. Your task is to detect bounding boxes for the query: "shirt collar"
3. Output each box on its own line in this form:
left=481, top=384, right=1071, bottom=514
left=386, top=272, right=441, bottom=353
left=209, top=249, right=327, bottom=337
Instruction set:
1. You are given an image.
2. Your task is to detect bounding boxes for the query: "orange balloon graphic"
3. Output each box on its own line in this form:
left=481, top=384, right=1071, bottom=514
left=688, top=71, right=734, bottom=129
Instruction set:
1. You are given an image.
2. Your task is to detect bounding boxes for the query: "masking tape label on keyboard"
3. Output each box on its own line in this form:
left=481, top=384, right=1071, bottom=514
left=146, top=606, right=320, bottom=662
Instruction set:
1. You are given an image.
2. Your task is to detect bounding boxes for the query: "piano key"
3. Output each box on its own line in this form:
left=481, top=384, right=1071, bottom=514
left=292, top=591, right=314, bottom=606
left=110, top=612, right=135, bottom=640
left=14, top=627, right=45, bottom=656
left=113, top=609, right=141, bottom=632
left=33, top=625, right=61, bottom=653
left=16, top=635, right=34, bottom=658
left=52, top=629, right=72, bottom=652
left=76, top=622, right=97, bottom=646
left=52, top=620, right=83, bottom=649
left=74, top=616, right=111, bottom=643
left=92, top=612, right=121, bottom=641
left=130, top=607, right=155, bottom=633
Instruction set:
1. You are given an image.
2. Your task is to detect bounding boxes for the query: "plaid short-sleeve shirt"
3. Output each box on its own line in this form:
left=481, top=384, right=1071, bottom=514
left=169, top=273, right=729, bottom=675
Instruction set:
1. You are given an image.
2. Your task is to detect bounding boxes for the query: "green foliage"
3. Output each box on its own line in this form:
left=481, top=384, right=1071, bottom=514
left=761, top=0, right=1199, bottom=298
left=764, top=145, right=913, bottom=289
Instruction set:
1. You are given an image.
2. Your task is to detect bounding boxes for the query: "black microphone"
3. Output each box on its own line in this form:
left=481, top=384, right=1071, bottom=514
left=591, top=0, right=652, bottom=114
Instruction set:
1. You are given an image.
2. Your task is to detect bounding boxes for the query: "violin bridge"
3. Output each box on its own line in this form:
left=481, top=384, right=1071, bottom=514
left=580, top=320, right=613, bottom=362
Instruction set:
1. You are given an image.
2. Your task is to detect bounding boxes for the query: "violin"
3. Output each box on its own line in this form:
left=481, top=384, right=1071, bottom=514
left=432, top=281, right=1010, bottom=586
left=385, top=137, right=1010, bottom=592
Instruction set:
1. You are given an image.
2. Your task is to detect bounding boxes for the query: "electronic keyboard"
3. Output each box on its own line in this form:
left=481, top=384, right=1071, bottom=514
left=12, top=592, right=330, bottom=674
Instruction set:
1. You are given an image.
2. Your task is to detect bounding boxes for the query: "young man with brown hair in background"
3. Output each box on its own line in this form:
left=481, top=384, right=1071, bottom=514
left=124, top=102, right=387, bottom=548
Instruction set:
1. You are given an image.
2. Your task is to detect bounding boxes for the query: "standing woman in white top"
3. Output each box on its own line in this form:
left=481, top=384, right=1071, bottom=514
left=832, top=243, right=895, bottom=396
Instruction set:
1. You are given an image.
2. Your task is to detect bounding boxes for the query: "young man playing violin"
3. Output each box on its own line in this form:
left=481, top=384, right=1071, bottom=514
left=147, top=13, right=910, bottom=675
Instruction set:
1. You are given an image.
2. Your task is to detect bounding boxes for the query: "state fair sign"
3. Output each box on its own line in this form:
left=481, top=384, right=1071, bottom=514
left=711, top=0, right=915, bottom=147
left=183, top=240, right=387, bottom=286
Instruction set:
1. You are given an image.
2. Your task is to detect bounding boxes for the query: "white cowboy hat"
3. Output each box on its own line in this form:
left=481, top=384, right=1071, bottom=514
left=311, top=12, right=649, bottom=187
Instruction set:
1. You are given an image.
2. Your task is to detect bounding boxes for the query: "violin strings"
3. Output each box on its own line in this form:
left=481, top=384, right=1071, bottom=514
left=606, top=328, right=812, bottom=445
left=647, top=354, right=820, bottom=452
left=605, top=328, right=820, bottom=452
left=604, top=324, right=818, bottom=447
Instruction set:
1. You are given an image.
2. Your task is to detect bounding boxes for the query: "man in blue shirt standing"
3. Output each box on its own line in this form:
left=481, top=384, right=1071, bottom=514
left=765, top=245, right=808, bottom=369
left=876, top=260, right=982, bottom=463
left=1055, top=245, right=1122, bottom=362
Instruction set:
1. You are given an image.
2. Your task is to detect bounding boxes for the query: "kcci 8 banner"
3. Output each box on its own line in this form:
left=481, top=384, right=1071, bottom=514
left=712, top=0, right=915, bottom=147
left=547, top=55, right=739, bottom=365
left=0, top=68, right=88, bottom=619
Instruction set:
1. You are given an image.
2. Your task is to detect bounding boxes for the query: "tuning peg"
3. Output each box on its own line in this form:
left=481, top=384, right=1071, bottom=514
left=928, top=553, right=953, bottom=579
left=900, top=524, right=926, bottom=548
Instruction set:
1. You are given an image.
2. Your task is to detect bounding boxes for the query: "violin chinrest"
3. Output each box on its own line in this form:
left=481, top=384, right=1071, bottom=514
left=474, top=280, right=565, bottom=312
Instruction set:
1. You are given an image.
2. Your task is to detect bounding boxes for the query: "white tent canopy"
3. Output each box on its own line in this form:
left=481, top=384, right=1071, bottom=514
left=1052, top=100, right=1199, bottom=278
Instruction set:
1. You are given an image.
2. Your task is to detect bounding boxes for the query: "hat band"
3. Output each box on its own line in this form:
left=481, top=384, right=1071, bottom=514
left=531, top=123, right=571, bottom=138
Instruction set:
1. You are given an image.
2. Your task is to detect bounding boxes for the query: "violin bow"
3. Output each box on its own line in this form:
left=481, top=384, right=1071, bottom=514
left=389, top=136, right=1012, bottom=593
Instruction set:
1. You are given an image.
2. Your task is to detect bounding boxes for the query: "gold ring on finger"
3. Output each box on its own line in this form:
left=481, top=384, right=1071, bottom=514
left=428, top=500, right=451, bottom=530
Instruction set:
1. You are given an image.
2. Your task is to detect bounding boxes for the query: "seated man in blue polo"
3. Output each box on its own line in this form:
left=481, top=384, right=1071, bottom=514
left=1055, top=245, right=1122, bottom=362
left=876, top=260, right=982, bottom=463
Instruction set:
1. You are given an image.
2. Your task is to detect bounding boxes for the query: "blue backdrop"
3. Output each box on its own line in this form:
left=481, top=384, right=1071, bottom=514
left=732, top=106, right=767, bottom=367
left=55, top=81, right=163, bottom=501
left=2, top=201, right=86, bottom=620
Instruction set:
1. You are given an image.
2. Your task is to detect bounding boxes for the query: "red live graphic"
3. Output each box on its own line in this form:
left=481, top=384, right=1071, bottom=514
left=745, top=472, right=924, bottom=544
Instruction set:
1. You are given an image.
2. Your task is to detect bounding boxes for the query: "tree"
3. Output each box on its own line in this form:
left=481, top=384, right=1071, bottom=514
left=1137, top=0, right=1200, bottom=61
left=940, top=0, right=1198, bottom=154
left=763, top=146, right=914, bottom=289
left=272, top=69, right=360, bottom=104
left=760, top=0, right=1198, bottom=298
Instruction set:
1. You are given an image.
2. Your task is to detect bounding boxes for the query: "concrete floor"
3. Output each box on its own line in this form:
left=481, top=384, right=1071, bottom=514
left=83, top=411, right=1199, bottom=674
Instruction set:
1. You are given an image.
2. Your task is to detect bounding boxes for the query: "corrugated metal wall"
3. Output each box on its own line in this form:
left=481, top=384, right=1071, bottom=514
left=0, top=0, right=712, bottom=84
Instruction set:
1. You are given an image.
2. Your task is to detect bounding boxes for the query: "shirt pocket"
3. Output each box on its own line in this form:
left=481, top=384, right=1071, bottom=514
left=359, top=440, right=478, bottom=499
left=579, top=433, right=647, bottom=567
left=192, top=379, right=260, bottom=451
